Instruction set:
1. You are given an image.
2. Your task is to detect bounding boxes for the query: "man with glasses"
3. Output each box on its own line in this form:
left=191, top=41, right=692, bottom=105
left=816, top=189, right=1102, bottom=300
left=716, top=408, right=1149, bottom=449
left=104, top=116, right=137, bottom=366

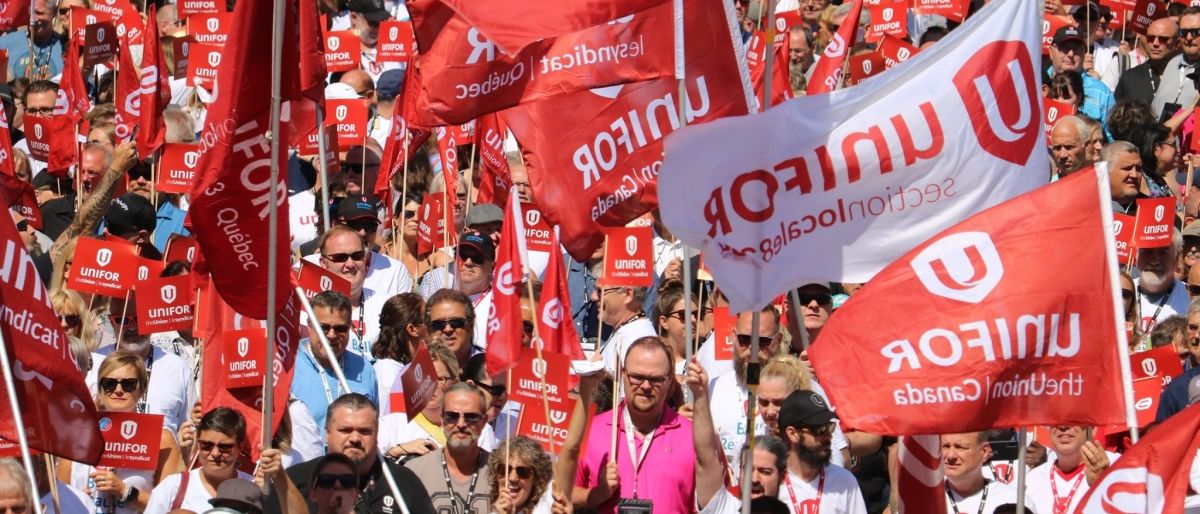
left=277, top=393, right=436, bottom=514
left=1049, top=26, right=1116, bottom=126
left=576, top=337, right=696, bottom=514
left=404, top=383, right=495, bottom=513
left=776, top=390, right=866, bottom=514
left=708, top=306, right=782, bottom=477
left=594, top=275, right=656, bottom=376
left=293, top=291, right=379, bottom=433
left=1153, top=7, right=1200, bottom=118
left=1116, top=18, right=1178, bottom=105
left=13, top=80, right=60, bottom=177
left=791, top=282, right=834, bottom=350
left=426, top=288, right=480, bottom=368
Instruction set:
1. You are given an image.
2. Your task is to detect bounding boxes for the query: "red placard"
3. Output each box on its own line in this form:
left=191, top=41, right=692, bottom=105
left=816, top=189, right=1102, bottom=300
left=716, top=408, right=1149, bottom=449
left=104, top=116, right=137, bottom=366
left=177, top=0, right=222, bottom=18
left=164, top=234, right=199, bottom=264
left=417, top=193, right=450, bottom=256
left=509, top=348, right=570, bottom=406
left=377, top=20, right=415, bottom=63
left=848, top=52, right=886, bottom=85
left=1043, top=98, right=1076, bottom=144
left=296, top=260, right=352, bottom=301
left=70, top=9, right=112, bottom=44
left=1129, top=345, right=1185, bottom=385
left=156, top=143, right=202, bottom=194
left=1133, top=196, right=1175, bottom=248
left=522, top=203, right=554, bottom=252
left=0, top=438, right=18, bottom=457
left=1042, top=14, right=1074, bottom=56
left=516, top=397, right=575, bottom=452
left=135, top=275, right=195, bottom=333
left=1130, top=0, right=1167, bottom=34
left=877, top=35, right=918, bottom=70
left=188, top=13, right=230, bottom=47
left=399, top=345, right=438, bottom=415
left=223, top=329, right=267, bottom=389
left=186, top=43, right=221, bottom=89
left=601, top=226, right=653, bottom=287
left=96, top=412, right=164, bottom=470
left=774, top=11, right=802, bottom=34
left=866, top=0, right=908, bottom=42
left=67, top=237, right=138, bottom=297
left=83, top=21, right=118, bottom=67
left=134, top=258, right=165, bottom=283
left=1113, top=212, right=1135, bottom=264
left=912, top=0, right=969, bottom=22
left=171, top=37, right=190, bottom=80
left=324, top=31, right=362, bottom=72
left=712, top=306, right=735, bottom=360
left=1130, top=377, right=1163, bottom=427
left=326, top=98, right=369, bottom=149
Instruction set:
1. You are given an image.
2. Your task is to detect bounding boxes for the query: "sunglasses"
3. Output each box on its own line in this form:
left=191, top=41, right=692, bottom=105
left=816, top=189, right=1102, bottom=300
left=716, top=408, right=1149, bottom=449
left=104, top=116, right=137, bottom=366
left=1182, top=28, right=1200, bottom=39
left=128, top=168, right=153, bottom=181
left=15, top=219, right=27, bottom=232
left=100, top=377, right=139, bottom=394
left=668, top=309, right=698, bottom=321
left=798, top=293, right=832, bottom=306
left=507, top=466, right=534, bottom=479
left=320, top=323, right=351, bottom=334
left=314, top=473, right=357, bottom=489
left=735, top=334, right=775, bottom=348
left=110, top=314, right=137, bottom=326
left=522, top=320, right=534, bottom=336
left=345, top=219, right=379, bottom=234
left=401, top=209, right=418, bottom=219
left=428, top=317, right=468, bottom=331
left=481, top=383, right=506, bottom=397
left=1122, top=289, right=1136, bottom=300
left=459, top=250, right=490, bottom=264
left=443, top=410, right=485, bottom=425
left=800, top=422, right=836, bottom=436
left=197, top=440, right=237, bottom=454
left=1147, top=35, right=1176, bottom=44
left=323, top=250, right=367, bottom=263
left=58, top=314, right=82, bottom=327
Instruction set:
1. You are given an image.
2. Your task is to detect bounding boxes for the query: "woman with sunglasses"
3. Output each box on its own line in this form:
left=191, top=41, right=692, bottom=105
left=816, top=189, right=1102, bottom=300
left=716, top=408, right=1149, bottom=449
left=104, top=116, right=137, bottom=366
left=51, top=288, right=98, bottom=351
left=143, top=407, right=256, bottom=514
left=58, top=351, right=184, bottom=513
left=386, top=192, right=450, bottom=284
left=654, top=280, right=704, bottom=377
left=488, top=436, right=571, bottom=514
left=309, top=453, right=359, bottom=514
left=1120, top=271, right=1143, bottom=348
left=51, top=237, right=117, bottom=349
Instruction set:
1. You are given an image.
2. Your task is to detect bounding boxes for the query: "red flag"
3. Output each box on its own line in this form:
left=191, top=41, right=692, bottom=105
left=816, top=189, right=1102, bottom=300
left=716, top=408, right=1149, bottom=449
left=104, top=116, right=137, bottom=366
left=405, top=0, right=677, bottom=126
left=57, top=36, right=91, bottom=125
left=113, top=33, right=140, bottom=143
left=136, top=5, right=171, bottom=156
left=501, top=0, right=751, bottom=261
left=0, top=108, right=14, bottom=176
left=25, top=116, right=77, bottom=175
left=486, top=190, right=529, bottom=376
left=0, top=211, right=103, bottom=464
left=807, top=169, right=1127, bottom=434
left=296, top=0, right=327, bottom=103
left=747, top=30, right=792, bottom=110
left=188, top=0, right=293, bottom=320
left=537, top=232, right=585, bottom=360
left=807, top=0, right=862, bottom=94
left=1074, top=403, right=1200, bottom=514
left=435, top=126, right=459, bottom=197
left=423, top=0, right=667, bottom=56
left=374, top=60, right=432, bottom=211
left=475, top=114, right=512, bottom=207
left=896, top=435, right=944, bottom=514
left=0, top=173, right=41, bottom=230
left=0, top=1, right=29, bottom=31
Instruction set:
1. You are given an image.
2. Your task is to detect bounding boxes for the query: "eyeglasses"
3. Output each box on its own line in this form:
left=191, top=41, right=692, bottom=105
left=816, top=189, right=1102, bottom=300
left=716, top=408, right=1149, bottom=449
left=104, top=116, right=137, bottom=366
left=109, top=314, right=137, bottom=326
left=522, top=320, right=534, bottom=336
left=668, top=309, right=698, bottom=321
left=58, top=314, right=82, bottom=327
left=14, top=219, right=27, bottom=232
left=25, top=106, right=54, bottom=116
left=314, top=473, right=357, bottom=489
left=401, top=209, right=418, bottom=219
left=443, top=410, right=485, bottom=425
left=322, top=250, right=367, bottom=263
left=800, top=422, right=836, bottom=436
left=459, top=250, right=490, bottom=264
left=428, top=317, right=468, bottom=331
left=57, top=7, right=71, bottom=14
left=626, top=373, right=669, bottom=387
left=735, top=333, right=776, bottom=348
left=345, top=219, right=379, bottom=234
left=100, top=377, right=140, bottom=394
left=1147, top=35, right=1175, bottom=44
left=508, top=466, right=534, bottom=479
left=1121, top=289, right=1135, bottom=300
left=480, top=383, right=506, bottom=397
left=197, top=440, right=237, bottom=454
left=320, top=323, right=351, bottom=334
left=798, top=293, right=832, bottom=306
left=1181, top=28, right=1200, bottom=39
left=128, top=168, right=152, bottom=181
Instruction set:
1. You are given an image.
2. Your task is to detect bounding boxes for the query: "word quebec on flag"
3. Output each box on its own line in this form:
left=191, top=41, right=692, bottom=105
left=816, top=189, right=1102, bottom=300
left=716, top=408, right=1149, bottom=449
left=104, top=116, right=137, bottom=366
left=658, top=0, right=1047, bottom=311
left=808, top=168, right=1128, bottom=435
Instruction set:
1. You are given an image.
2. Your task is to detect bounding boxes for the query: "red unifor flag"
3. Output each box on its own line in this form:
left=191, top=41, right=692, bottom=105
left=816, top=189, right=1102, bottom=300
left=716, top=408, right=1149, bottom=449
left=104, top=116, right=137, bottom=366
left=0, top=108, right=14, bottom=176
left=806, top=168, right=1128, bottom=434
left=136, top=5, right=171, bottom=156
left=806, top=0, right=862, bottom=94
left=538, top=231, right=586, bottom=360
left=746, top=30, right=792, bottom=110
left=188, top=0, right=293, bottom=320
left=113, top=32, right=140, bottom=143
left=295, top=0, right=327, bottom=103
left=1074, top=402, right=1200, bottom=514
left=0, top=1, right=29, bottom=31
left=373, top=55, right=432, bottom=213
left=896, top=435, right=944, bottom=514
left=25, top=115, right=77, bottom=175
left=405, top=0, right=676, bottom=126
left=486, top=188, right=530, bottom=376
left=474, top=114, right=512, bottom=207
left=435, top=125, right=459, bottom=197
left=57, top=35, right=91, bottom=125
left=502, top=0, right=752, bottom=261
left=421, top=0, right=667, bottom=56
left=0, top=173, right=42, bottom=230
left=0, top=211, right=103, bottom=464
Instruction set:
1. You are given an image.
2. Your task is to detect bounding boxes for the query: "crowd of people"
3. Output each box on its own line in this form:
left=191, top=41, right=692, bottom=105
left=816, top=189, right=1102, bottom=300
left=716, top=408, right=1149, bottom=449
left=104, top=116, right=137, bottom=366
left=1, top=0, right=1200, bottom=513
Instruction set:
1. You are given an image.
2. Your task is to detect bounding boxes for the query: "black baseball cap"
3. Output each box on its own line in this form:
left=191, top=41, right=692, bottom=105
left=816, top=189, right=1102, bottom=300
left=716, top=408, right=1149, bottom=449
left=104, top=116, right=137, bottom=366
left=105, top=193, right=157, bottom=235
left=458, top=230, right=495, bottom=262
left=778, top=390, right=836, bottom=429
left=347, top=0, right=390, bottom=23
left=1053, top=26, right=1085, bottom=46
left=337, top=193, right=379, bottom=222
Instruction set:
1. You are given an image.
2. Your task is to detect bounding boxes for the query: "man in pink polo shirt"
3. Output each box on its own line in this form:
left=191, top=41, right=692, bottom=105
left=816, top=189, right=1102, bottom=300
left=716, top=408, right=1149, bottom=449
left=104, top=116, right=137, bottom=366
left=574, top=336, right=696, bottom=514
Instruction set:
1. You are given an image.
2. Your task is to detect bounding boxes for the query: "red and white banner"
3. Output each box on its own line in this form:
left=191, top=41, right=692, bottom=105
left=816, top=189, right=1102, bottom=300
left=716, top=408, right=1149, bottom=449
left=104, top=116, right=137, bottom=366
left=377, top=20, right=415, bottom=63
left=486, top=190, right=529, bottom=376
left=186, top=42, right=221, bottom=89
left=156, top=143, right=202, bottom=193
left=510, top=348, right=571, bottom=406
left=865, top=0, right=908, bottom=42
left=807, top=0, right=862, bottom=94
left=1113, top=212, right=1135, bottom=264
left=136, top=5, right=171, bottom=156
left=877, top=35, right=918, bottom=70
left=0, top=1, right=29, bottom=30
left=296, top=260, right=351, bottom=300
left=896, top=435, right=944, bottom=514
left=67, top=237, right=138, bottom=297
left=177, top=0, right=222, bottom=18
left=747, top=30, right=792, bottom=110
left=188, top=12, right=230, bottom=47
left=417, top=192, right=451, bottom=256
left=223, top=328, right=266, bottom=389
left=71, top=9, right=112, bottom=46
left=503, top=0, right=752, bottom=261
left=848, top=51, right=886, bottom=85
left=475, top=114, right=512, bottom=206
left=711, top=306, right=735, bottom=360
left=435, top=126, right=459, bottom=195
left=1133, top=196, right=1174, bottom=248
left=95, top=412, right=162, bottom=470
left=135, top=275, right=195, bottom=333
left=1128, top=345, right=1184, bottom=385
left=660, top=0, right=1047, bottom=311
left=323, top=30, right=361, bottom=72
left=0, top=108, right=12, bottom=177
left=1074, top=402, right=1200, bottom=514
left=59, top=36, right=92, bottom=124
left=0, top=173, right=40, bottom=230
left=114, top=34, right=141, bottom=142
left=374, top=61, right=432, bottom=210
left=92, top=0, right=141, bottom=46
left=806, top=169, right=1126, bottom=434
left=83, top=20, right=118, bottom=67
left=188, top=0, right=293, bottom=320
left=602, top=226, right=653, bottom=287
left=1043, top=98, right=1076, bottom=145
left=0, top=211, right=103, bottom=464
left=1042, top=14, right=1073, bottom=56
left=537, top=232, right=586, bottom=360
left=1130, top=0, right=1167, bottom=35
left=164, top=234, right=199, bottom=264
left=398, top=345, right=437, bottom=415
left=522, top=204, right=554, bottom=252
left=912, top=0, right=969, bottom=22
left=294, top=0, right=327, bottom=103
left=516, top=397, right=575, bottom=452
left=26, top=115, right=78, bottom=174
left=326, top=98, right=369, bottom=149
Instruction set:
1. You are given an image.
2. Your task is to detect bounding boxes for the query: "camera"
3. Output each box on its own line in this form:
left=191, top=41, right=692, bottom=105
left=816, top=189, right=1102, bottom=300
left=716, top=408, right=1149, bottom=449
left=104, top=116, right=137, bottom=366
left=617, top=498, right=653, bottom=514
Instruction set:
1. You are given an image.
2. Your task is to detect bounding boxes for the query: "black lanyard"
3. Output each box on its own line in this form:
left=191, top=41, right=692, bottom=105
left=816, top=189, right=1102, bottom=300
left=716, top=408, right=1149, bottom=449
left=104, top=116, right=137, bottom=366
left=440, top=452, right=481, bottom=514
left=1145, top=281, right=1176, bottom=326
left=946, top=480, right=989, bottom=514
left=138, top=352, right=155, bottom=414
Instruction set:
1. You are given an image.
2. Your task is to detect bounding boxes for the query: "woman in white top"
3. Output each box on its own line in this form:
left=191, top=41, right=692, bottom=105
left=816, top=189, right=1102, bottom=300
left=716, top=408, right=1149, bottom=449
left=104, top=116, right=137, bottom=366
left=58, top=350, right=184, bottom=514
left=488, top=436, right=570, bottom=514
left=143, top=407, right=256, bottom=514
left=372, top=293, right=426, bottom=415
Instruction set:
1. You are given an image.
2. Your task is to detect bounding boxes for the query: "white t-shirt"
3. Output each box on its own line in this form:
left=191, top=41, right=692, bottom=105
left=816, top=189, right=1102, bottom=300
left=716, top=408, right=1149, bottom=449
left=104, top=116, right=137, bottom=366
left=708, top=371, right=768, bottom=478
left=600, top=317, right=657, bottom=376
left=288, top=399, right=324, bottom=465
left=777, top=466, right=867, bottom=514
left=699, top=487, right=740, bottom=514
left=41, top=482, right=95, bottom=514
left=69, top=462, right=153, bottom=514
left=1026, top=454, right=1120, bottom=514
left=696, top=332, right=735, bottom=380
left=1135, top=279, right=1190, bottom=335
left=474, top=290, right=494, bottom=350
left=943, top=480, right=1025, bottom=514
left=289, top=190, right=321, bottom=253
left=143, top=469, right=255, bottom=514
left=89, top=345, right=192, bottom=433
left=374, top=358, right=405, bottom=415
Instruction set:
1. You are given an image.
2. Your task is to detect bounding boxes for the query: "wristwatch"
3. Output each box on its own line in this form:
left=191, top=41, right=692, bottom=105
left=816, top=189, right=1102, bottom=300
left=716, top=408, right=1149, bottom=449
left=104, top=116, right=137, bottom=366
left=122, top=485, right=139, bottom=504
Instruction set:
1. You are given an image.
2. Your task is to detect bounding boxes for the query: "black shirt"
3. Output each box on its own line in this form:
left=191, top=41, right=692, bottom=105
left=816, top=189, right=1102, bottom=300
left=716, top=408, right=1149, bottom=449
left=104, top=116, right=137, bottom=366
left=267, top=455, right=438, bottom=514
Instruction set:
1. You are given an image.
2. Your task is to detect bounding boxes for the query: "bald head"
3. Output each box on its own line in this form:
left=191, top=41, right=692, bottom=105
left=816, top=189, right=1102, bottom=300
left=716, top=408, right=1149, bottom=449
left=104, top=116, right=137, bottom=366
left=340, top=70, right=375, bottom=100
left=1050, top=115, right=1090, bottom=174
left=1147, top=18, right=1179, bottom=61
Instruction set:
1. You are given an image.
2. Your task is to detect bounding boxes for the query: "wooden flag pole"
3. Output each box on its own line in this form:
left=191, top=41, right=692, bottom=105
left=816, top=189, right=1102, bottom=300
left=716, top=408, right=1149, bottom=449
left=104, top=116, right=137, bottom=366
left=44, top=454, right=61, bottom=514
left=1015, top=428, right=1028, bottom=514
left=0, top=328, right=45, bottom=514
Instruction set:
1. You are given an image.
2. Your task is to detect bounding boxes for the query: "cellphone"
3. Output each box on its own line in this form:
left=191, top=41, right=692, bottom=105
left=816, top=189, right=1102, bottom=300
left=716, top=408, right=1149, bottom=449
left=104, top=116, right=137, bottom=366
left=617, top=498, right=653, bottom=514
left=1162, top=102, right=1183, bottom=123
left=989, top=440, right=1019, bottom=462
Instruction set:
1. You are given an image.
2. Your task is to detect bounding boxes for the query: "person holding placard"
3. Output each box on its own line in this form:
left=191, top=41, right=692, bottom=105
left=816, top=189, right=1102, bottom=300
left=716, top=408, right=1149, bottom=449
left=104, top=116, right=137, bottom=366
left=143, top=407, right=258, bottom=514
left=60, top=351, right=184, bottom=514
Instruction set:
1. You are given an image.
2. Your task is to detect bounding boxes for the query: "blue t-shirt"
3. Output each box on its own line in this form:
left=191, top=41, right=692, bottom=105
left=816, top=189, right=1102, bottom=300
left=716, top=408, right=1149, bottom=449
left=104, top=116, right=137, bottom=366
left=1155, top=363, right=1200, bottom=423
left=0, top=29, right=63, bottom=80
left=290, top=340, right=378, bottom=430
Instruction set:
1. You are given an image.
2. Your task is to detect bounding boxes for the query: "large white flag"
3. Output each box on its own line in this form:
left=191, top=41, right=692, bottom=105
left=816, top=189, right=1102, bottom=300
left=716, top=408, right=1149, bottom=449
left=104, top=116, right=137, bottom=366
left=658, top=0, right=1046, bottom=311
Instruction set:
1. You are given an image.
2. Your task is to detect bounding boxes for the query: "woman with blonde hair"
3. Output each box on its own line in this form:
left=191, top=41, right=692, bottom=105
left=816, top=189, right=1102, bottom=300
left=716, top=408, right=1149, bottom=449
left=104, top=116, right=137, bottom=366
left=52, top=237, right=115, bottom=348
left=51, top=287, right=98, bottom=351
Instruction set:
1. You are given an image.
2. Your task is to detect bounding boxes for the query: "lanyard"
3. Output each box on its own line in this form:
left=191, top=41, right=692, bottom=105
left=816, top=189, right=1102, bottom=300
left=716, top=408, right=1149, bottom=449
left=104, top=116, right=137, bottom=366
left=1145, top=281, right=1175, bottom=327
left=621, top=406, right=660, bottom=498
left=137, top=353, right=155, bottom=414
left=439, top=452, right=481, bottom=514
left=988, top=462, right=1012, bottom=484
left=1050, top=464, right=1085, bottom=514
left=783, top=470, right=824, bottom=514
left=308, top=344, right=342, bottom=404
left=946, top=480, right=989, bottom=514
left=1177, top=60, right=1195, bottom=103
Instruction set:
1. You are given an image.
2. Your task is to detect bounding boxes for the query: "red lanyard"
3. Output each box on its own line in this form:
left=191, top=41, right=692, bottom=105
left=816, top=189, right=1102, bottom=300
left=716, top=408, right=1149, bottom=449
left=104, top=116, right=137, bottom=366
left=1050, top=463, right=1085, bottom=514
left=784, top=470, right=824, bottom=514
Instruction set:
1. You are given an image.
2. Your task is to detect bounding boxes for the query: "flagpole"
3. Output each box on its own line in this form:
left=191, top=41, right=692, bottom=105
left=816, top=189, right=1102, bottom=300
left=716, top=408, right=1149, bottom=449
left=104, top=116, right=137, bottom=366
left=0, top=327, right=46, bottom=514
left=317, top=108, right=331, bottom=233
left=1015, top=428, right=1028, bottom=514
left=740, top=310, right=761, bottom=514
left=263, top=0, right=286, bottom=462
left=1097, top=167, right=1140, bottom=442
left=675, top=0, right=695, bottom=403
